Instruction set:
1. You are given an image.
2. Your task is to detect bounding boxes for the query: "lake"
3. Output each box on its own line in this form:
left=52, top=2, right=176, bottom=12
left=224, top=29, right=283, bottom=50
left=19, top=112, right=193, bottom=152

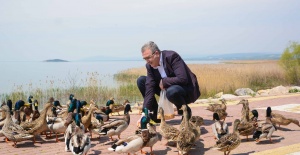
left=0, top=60, right=219, bottom=94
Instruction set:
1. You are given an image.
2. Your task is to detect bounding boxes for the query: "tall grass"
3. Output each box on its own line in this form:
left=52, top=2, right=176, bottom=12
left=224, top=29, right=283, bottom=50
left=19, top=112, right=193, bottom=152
left=0, top=60, right=288, bottom=108
left=114, top=60, right=287, bottom=98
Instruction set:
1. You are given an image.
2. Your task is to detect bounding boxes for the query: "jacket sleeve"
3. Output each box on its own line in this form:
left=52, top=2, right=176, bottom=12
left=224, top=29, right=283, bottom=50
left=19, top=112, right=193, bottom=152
left=143, top=64, right=158, bottom=111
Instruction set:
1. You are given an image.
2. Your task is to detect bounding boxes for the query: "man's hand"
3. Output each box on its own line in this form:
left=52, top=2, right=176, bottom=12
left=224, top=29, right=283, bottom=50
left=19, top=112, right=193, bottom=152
left=159, top=79, right=164, bottom=90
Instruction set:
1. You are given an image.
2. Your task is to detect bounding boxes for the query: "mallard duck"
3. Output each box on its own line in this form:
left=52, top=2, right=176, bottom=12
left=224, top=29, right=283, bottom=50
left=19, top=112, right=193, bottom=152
left=0, top=104, right=34, bottom=147
left=99, top=113, right=130, bottom=141
left=69, top=126, right=91, bottom=155
left=31, top=100, right=40, bottom=121
left=179, top=114, right=202, bottom=144
left=141, top=123, right=162, bottom=155
left=47, top=116, right=67, bottom=142
left=65, top=113, right=85, bottom=152
left=237, top=99, right=250, bottom=122
left=206, top=98, right=227, bottom=112
left=177, top=105, right=197, bottom=155
left=249, top=109, right=259, bottom=122
left=81, top=103, right=98, bottom=138
left=0, top=100, right=13, bottom=127
left=23, top=95, right=34, bottom=121
left=237, top=119, right=255, bottom=141
left=179, top=115, right=204, bottom=129
left=213, top=119, right=241, bottom=155
left=253, top=107, right=276, bottom=143
left=0, top=101, right=7, bottom=122
left=108, top=129, right=150, bottom=155
left=21, top=101, right=53, bottom=143
left=112, top=104, right=125, bottom=116
left=158, top=107, right=180, bottom=146
left=271, top=112, right=300, bottom=128
left=212, top=113, right=229, bottom=140
left=214, top=108, right=228, bottom=121
left=236, top=99, right=256, bottom=141
left=190, top=116, right=204, bottom=127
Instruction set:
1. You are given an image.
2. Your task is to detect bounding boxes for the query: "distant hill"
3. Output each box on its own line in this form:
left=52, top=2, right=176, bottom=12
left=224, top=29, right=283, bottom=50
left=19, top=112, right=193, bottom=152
left=77, top=53, right=281, bottom=61
left=184, top=53, right=281, bottom=60
left=43, top=59, right=68, bottom=62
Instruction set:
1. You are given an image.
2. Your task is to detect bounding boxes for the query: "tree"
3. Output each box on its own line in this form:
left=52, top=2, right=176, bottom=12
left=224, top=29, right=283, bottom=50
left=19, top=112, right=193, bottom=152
left=280, top=41, right=300, bottom=85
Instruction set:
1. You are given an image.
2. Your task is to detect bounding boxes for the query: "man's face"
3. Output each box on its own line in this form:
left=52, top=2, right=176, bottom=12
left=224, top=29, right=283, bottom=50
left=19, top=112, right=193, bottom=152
left=142, top=48, right=159, bottom=68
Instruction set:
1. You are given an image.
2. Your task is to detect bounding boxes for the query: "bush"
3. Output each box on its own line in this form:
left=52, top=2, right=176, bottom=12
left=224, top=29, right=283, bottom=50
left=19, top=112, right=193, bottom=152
left=280, top=41, right=300, bottom=85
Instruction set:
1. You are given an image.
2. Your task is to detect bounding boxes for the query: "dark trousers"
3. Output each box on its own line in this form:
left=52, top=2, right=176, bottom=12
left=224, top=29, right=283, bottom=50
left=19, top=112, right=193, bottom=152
left=137, top=76, right=191, bottom=117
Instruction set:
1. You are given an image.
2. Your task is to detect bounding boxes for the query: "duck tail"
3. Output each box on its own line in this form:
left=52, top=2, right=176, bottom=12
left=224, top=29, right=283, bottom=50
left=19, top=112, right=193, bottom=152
left=291, top=119, right=300, bottom=127
left=115, top=145, right=125, bottom=153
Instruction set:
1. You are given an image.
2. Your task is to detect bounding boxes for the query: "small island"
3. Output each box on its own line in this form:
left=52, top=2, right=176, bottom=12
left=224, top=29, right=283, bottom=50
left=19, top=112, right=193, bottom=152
left=43, top=59, right=68, bottom=62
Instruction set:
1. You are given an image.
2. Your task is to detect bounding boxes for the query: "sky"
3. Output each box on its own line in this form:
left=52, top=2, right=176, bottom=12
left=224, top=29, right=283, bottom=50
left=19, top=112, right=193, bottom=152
left=0, top=0, right=300, bottom=61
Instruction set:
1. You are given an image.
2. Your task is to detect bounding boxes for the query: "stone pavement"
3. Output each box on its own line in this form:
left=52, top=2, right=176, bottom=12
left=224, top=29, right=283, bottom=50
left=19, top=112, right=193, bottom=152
left=0, top=94, right=300, bottom=155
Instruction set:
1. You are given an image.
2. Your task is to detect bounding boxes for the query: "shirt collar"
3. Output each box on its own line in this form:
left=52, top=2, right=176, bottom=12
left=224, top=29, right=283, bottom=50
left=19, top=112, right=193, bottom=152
left=153, top=52, right=163, bottom=69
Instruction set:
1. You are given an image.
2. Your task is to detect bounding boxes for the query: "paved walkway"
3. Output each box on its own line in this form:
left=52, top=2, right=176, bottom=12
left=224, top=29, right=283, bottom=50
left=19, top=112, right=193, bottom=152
left=0, top=94, right=300, bottom=155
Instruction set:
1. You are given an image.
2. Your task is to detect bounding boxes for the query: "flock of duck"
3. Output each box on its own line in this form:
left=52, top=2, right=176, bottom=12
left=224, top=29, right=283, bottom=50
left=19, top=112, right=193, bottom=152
left=0, top=96, right=299, bottom=155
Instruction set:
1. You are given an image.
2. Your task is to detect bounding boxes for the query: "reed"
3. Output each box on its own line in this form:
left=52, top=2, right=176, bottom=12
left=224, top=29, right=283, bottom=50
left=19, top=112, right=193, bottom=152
left=113, top=60, right=287, bottom=98
left=189, top=60, right=286, bottom=98
left=0, top=60, right=288, bottom=107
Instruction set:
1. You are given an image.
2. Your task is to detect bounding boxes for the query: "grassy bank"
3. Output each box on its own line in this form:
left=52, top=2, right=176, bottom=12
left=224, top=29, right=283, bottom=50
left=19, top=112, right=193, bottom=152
left=114, top=60, right=287, bottom=98
left=0, top=60, right=288, bottom=108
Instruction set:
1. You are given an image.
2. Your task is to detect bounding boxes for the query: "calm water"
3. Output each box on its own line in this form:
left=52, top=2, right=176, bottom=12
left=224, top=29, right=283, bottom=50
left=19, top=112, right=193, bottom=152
left=0, top=60, right=219, bottom=94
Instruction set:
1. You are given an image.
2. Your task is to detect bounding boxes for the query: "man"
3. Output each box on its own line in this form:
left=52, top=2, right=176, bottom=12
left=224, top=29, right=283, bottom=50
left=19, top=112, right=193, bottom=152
left=137, top=41, right=200, bottom=123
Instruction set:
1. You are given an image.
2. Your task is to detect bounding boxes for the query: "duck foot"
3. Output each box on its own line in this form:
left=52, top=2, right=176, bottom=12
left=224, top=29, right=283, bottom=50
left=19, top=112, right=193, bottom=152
left=5, top=137, right=10, bottom=142
left=12, top=142, right=17, bottom=148
left=141, top=150, right=147, bottom=154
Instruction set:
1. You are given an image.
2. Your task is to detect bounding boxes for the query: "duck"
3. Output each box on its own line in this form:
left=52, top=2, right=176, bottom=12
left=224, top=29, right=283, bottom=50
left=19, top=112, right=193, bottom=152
left=108, top=128, right=150, bottom=155
left=23, top=95, right=34, bottom=122
left=177, top=105, right=197, bottom=155
left=81, top=103, right=98, bottom=138
left=206, top=98, right=227, bottom=112
left=189, top=116, right=204, bottom=127
left=236, top=99, right=256, bottom=141
left=158, top=107, right=180, bottom=146
left=0, top=100, right=13, bottom=128
left=31, top=100, right=40, bottom=121
left=213, top=119, right=241, bottom=155
left=21, top=100, right=54, bottom=143
left=99, top=113, right=130, bottom=141
left=212, top=113, right=229, bottom=140
left=141, top=123, right=162, bottom=155
left=253, top=107, right=276, bottom=143
left=271, top=112, right=300, bottom=128
left=237, top=99, right=250, bottom=122
left=0, top=104, right=34, bottom=147
left=69, top=126, right=91, bottom=155
left=47, top=115, right=67, bottom=142
left=65, top=113, right=85, bottom=152
left=214, top=108, right=228, bottom=121
left=179, top=113, right=202, bottom=143
left=0, top=101, right=7, bottom=122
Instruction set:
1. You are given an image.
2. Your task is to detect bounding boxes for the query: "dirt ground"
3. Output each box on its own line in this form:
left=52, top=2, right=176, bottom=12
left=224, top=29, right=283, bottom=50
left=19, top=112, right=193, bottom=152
left=0, top=93, right=300, bottom=155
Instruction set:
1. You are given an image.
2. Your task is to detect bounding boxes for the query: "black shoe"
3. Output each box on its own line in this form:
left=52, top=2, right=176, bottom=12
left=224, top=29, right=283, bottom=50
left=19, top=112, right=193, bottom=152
left=152, top=118, right=161, bottom=123
left=149, top=111, right=161, bottom=123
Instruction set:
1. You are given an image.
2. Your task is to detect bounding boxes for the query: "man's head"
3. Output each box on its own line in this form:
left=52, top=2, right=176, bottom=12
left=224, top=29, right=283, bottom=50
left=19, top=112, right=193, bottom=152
left=141, top=41, right=161, bottom=68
